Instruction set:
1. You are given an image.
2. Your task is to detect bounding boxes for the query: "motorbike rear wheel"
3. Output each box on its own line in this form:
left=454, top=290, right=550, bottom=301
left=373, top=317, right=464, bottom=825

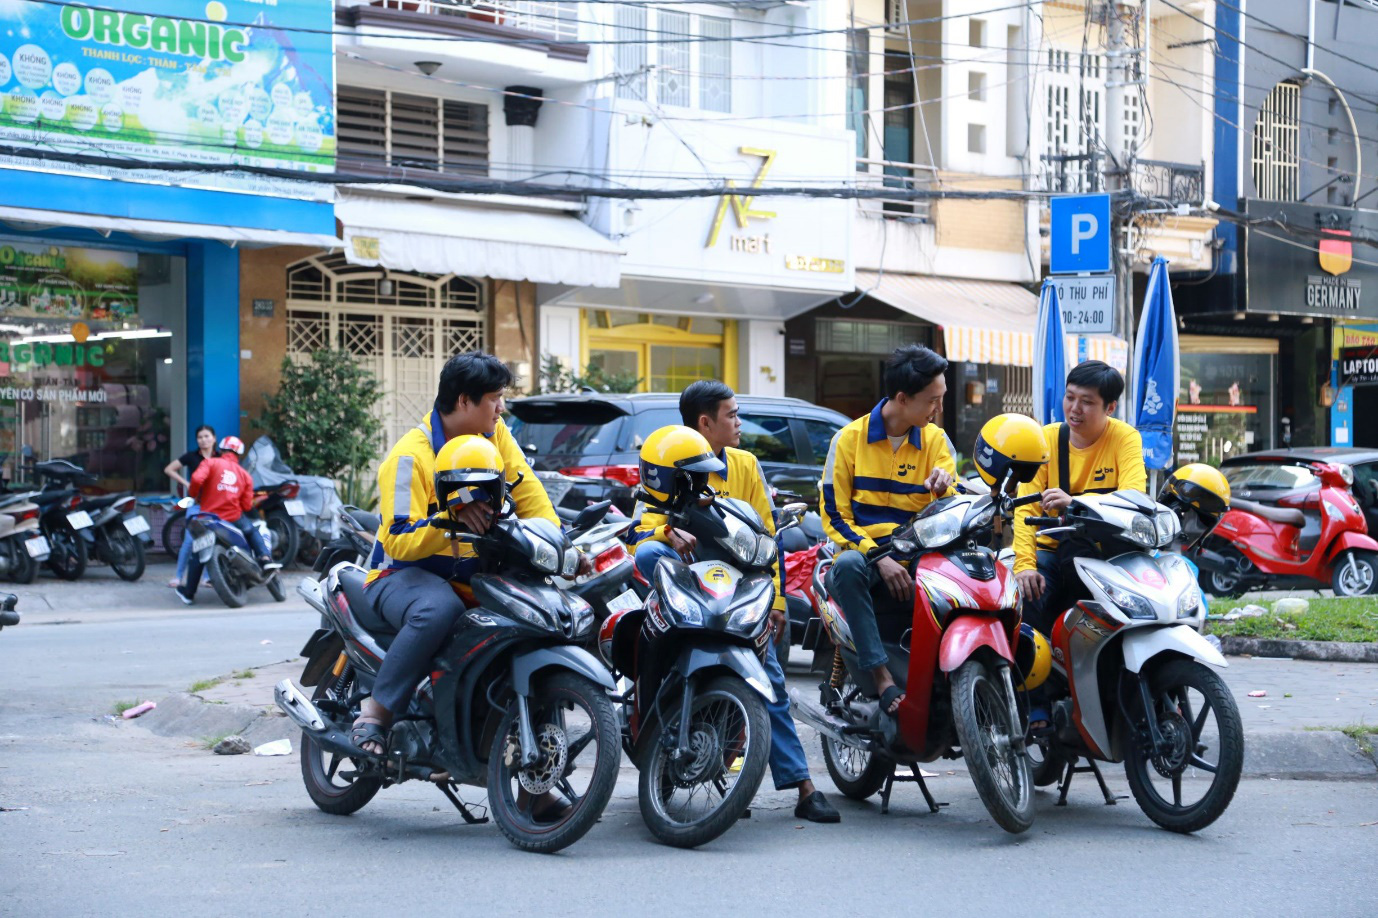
left=487, top=672, right=620, bottom=854
left=301, top=672, right=382, bottom=815
left=820, top=673, right=890, bottom=800
left=1028, top=740, right=1070, bottom=788
left=265, top=510, right=299, bottom=568
left=638, top=675, right=770, bottom=849
left=45, top=523, right=87, bottom=581
left=1124, top=658, right=1243, bottom=834
left=108, top=528, right=146, bottom=582
left=952, top=659, right=1035, bottom=834
left=207, top=551, right=248, bottom=608
left=5, top=538, right=37, bottom=585
left=162, top=510, right=186, bottom=556
left=1331, top=550, right=1377, bottom=597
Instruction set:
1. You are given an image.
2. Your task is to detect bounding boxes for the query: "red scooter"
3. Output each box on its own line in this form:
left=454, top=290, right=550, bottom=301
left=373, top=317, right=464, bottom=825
left=1188, top=462, right=1378, bottom=597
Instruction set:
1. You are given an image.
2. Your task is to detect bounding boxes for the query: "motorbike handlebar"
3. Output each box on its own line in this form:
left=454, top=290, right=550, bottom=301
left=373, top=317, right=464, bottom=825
left=1023, top=516, right=1062, bottom=526
left=1010, top=492, right=1044, bottom=508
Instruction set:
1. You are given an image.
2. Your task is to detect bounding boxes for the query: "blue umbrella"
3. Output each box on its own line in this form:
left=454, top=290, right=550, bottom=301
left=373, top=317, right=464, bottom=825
left=1032, top=278, right=1067, bottom=425
left=1131, top=256, right=1180, bottom=470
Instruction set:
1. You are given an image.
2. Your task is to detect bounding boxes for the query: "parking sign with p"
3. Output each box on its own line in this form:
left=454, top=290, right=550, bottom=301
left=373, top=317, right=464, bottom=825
left=1050, top=193, right=1112, bottom=274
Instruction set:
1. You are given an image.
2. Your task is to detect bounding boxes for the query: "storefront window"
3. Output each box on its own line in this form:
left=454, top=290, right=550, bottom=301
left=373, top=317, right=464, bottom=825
left=1175, top=352, right=1275, bottom=466
left=584, top=310, right=735, bottom=392
left=0, top=240, right=183, bottom=492
left=649, top=345, right=722, bottom=392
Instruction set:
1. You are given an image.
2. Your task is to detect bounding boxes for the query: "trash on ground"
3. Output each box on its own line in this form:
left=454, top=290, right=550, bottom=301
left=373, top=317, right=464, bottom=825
left=121, top=701, right=156, bottom=720
left=1222, top=604, right=1267, bottom=622
left=1272, top=597, right=1309, bottom=616
left=212, top=735, right=252, bottom=756
left=1203, top=634, right=1222, bottom=651
left=253, top=739, right=292, bottom=756
left=1247, top=690, right=1267, bottom=698
left=260, top=640, right=273, bottom=645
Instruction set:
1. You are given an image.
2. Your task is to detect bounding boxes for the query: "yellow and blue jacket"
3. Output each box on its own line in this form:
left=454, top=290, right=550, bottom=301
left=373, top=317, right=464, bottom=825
left=631, top=446, right=786, bottom=612
left=365, top=409, right=558, bottom=586
left=819, top=399, right=956, bottom=555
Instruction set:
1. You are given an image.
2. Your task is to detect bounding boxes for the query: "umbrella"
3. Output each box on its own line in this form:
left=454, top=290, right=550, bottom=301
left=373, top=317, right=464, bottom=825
left=1032, top=278, right=1067, bottom=425
left=1130, top=256, right=1180, bottom=471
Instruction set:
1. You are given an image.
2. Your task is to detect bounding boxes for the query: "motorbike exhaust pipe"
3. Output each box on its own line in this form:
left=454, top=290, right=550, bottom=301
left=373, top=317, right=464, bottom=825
left=275, top=679, right=327, bottom=732
left=788, top=687, right=869, bottom=751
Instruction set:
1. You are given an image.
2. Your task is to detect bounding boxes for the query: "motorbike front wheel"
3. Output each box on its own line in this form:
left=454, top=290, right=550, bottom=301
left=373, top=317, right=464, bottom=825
left=1124, top=658, right=1243, bottom=834
left=487, top=672, right=620, bottom=854
left=45, top=524, right=87, bottom=581
left=207, top=551, right=248, bottom=608
left=1332, top=550, right=1377, bottom=597
left=952, top=659, right=1035, bottom=834
left=162, top=509, right=186, bottom=556
left=107, top=528, right=146, bottom=582
left=638, top=674, right=770, bottom=849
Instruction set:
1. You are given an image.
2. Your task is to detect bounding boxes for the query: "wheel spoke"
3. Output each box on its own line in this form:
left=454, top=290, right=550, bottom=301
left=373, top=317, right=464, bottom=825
left=565, top=729, right=595, bottom=763
left=1188, top=753, right=1218, bottom=774
left=556, top=777, right=581, bottom=806
left=1191, top=696, right=1214, bottom=740
left=326, top=753, right=342, bottom=781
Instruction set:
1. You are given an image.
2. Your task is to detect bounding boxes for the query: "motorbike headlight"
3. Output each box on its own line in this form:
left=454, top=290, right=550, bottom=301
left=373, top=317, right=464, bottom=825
left=656, top=569, right=704, bottom=626
left=717, top=527, right=757, bottom=567
left=752, top=534, right=777, bottom=567
left=1177, top=583, right=1202, bottom=618
left=727, top=588, right=773, bottom=633
left=1153, top=511, right=1180, bottom=547
left=530, top=536, right=560, bottom=575
left=1129, top=515, right=1157, bottom=548
left=916, top=510, right=963, bottom=549
left=1338, top=464, right=1355, bottom=486
left=1085, top=570, right=1157, bottom=620
left=567, top=594, right=595, bottom=636
left=508, top=601, right=551, bottom=630
left=966, top=502, right=996, bottom=533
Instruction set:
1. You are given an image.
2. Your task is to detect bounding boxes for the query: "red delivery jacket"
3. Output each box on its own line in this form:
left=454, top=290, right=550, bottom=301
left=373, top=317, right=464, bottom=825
left=190, top=455, right=255, bottom=523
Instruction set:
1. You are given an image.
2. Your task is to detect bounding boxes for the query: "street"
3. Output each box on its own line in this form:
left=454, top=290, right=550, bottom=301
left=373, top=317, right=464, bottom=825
left=3, top=570, right=1376, bottom=917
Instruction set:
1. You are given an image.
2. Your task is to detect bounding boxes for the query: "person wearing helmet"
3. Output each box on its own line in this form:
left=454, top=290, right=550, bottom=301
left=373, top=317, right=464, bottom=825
left=175, top=435, right=276, bottom=604
left=351, top=352, right=567, bottom=770
left=631, top=381, right=842, bottom=824
left=821, top=345, right=956, bottom=723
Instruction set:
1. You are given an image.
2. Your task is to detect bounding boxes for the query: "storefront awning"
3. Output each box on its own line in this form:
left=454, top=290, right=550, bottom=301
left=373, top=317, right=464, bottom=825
left=856, top=271, right=1126, bottom=369
left=337, top=191, right=623, bottom=289
left=0, top=204, right=342, bottom=249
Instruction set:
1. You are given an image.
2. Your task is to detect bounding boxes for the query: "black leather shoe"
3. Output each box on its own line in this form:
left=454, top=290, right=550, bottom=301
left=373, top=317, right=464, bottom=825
left=795, top=790, right=841, bottom=823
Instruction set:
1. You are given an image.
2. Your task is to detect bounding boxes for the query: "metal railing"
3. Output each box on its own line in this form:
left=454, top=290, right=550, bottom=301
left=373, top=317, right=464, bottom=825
left=1134, top=159, right=1206, bottom=205
left=366, top=0, right=580, bottom=43
left=855, top=157, right=938, bottom=221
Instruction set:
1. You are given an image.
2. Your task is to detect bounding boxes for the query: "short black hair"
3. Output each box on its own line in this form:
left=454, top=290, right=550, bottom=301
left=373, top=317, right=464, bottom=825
left=436, top=351, right=513, bottom=413
left=1065, top=360, right=1124, bottom=406
left=883, top=345, right=948, bottom=399
left=680, top=379, right=736, bottom=428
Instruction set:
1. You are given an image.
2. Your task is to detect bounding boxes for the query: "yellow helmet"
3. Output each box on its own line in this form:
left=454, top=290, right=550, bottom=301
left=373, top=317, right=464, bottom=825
left=1159, top=462, right=1230, bottom=519
left=434, top=435, right=506, bottom=514
left=1014, top=623, right=1052, bottom=691
left=638, top=425, right=725, bottom=510
left=973, top=414, right=1049, bottom=487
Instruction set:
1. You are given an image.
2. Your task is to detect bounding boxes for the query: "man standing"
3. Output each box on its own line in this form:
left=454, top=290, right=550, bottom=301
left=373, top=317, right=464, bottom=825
left=632, top=380, right=841, bottom=824
left=820, top=345, right=955, bottom=722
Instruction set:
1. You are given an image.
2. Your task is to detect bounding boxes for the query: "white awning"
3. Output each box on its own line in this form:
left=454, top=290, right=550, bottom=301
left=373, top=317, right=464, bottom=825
left=0, top=204, right=342, bottom=249
left=857, top=271, right=1126, bottom=369
left=337, top=191, right=623, bottom=289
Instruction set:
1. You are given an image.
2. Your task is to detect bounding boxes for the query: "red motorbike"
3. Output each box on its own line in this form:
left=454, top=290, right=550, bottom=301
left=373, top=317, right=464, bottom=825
left=1188, top=461, right=1378, bottom=597
left=791, top=480, right=1044, bottom=834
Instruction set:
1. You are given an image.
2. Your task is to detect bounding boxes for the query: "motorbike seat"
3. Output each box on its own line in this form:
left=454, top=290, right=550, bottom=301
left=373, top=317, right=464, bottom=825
left=348, top=509, right=382, bottom=533
left=33, top=489, right=77, bottom=508
left=82, top=494, right=124, bottom=511
left=1231, top=497, right=1305, bottom=528
left=335, top=567, right=396, bottom=645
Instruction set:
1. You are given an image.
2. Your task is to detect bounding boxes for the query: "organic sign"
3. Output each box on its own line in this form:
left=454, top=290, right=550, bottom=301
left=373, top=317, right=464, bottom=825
left=0, top=238, right=137, bottom=323
left=0, top=1, right=335, bottom=198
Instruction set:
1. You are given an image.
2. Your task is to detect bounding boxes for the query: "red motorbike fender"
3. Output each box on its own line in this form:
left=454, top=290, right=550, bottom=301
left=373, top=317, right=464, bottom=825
left=1328, top=531, right=1378, bottom=557
left=938, top=615, right=1014, bottom=673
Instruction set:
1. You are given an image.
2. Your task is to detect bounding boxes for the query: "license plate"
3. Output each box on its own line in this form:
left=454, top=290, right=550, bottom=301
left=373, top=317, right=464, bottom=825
left=66, top=510, right=93, bottom=530
left=283, top=499, right=306, bottom=517
left=24, top=535, right=50, bottom=558
left=606, top=589, right=640, bottom=615
left=123, top=515, right=150, bottom=535
left=192, top=533, right=215, bottom=553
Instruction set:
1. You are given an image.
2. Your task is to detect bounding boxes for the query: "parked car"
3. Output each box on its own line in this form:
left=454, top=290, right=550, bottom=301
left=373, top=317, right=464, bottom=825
left=506, top=393, right=852, bottom=514
left=1219, top=447, right=1378, bottom=534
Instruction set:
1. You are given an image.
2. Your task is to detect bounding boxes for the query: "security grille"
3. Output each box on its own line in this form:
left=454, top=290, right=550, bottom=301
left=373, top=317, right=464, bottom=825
left=286, top=253, right=486, bottom=450
left=1252, top=80, right=1300, bottom=201
left=337, top=85, right=489, bottom=176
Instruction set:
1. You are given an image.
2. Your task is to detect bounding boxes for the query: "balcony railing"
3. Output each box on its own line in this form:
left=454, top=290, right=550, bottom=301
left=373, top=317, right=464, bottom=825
left=366, top=0, right=579, bottom=43
left=1133, top=159, right=1206, bottom=205
left=1042, top=152, right=1104, bottom=195
left=856, top=157, right=939, bottom=221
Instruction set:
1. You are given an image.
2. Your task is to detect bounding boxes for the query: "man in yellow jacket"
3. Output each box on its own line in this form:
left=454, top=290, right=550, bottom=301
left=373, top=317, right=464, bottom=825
left=631, top=380, right=840, bottom=824
left=352, top=352, right=559, bottom=758
left=821, top=345, right=955, bottom=721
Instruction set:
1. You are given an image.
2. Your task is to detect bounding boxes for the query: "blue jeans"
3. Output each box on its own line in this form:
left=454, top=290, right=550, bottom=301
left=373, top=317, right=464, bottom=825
left=175, top=504, right=199, bottom=581
left=634, top=539, right=678, bottom=583
left=825, top=549, right=912, bottom=672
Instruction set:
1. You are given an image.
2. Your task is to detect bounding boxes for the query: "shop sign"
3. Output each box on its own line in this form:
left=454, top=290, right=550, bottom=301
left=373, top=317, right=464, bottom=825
left=1052, top=275, right=1116, bottom=334
left=1341, top=346, right=1378, bottom=386
left=0, top=238, right=137, bottom=323
left=0, top=340, right=106, bottom=368
left=0, top=1, right=335, bottom=199
left=1243, top=201, right=1378, bottom=319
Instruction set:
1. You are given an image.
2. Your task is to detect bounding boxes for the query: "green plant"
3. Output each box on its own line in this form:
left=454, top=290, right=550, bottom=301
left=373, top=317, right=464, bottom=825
left=112, top=699, right=137, bottom=715
left=233, top=669, right=255, bottom=680
left=342, top=464, right=380, bottom=512
left=188, top=677, right=223, bottom=694
left=1206, top=597, right=1378, bottom=643
left=538, top=353, right=642, bottom=394
left=203, top=732, right=234, bottom=751
left=257, top=350, right=385, bottom=480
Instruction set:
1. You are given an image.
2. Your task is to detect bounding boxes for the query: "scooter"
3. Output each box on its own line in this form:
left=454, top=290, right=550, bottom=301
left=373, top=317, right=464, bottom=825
left=555, top=500, right=639, bottom=648
left=1022, top=490, right=1244, bottom=834
left=252, top=480, right=305, bottom=568
left=28, top=458, right=150, bottom=581
left=0, top=493, right=48, bottom=584
left=790, top=476, right=1043, bottom=834
left=1189, top=461, right=1378, bottom=597
left=181, top=499, right=287, bottom=607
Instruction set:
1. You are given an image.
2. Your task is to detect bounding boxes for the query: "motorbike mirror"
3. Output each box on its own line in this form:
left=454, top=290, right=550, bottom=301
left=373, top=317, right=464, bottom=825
left=0, top=593, right=16, bottom=612
left=176, top=496, right=195, bottom=510
left=0, top=610, right=18, bottom=628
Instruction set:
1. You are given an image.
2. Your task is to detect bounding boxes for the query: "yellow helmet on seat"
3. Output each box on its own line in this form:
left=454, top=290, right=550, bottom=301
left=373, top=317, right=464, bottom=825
left=638, top=426, right=725, bottom=511
left=973, top=414, right=1049, bottom=487
left=434, top=435, right=506, bottom=515
left=1159, top=463, right=1230, bottom=519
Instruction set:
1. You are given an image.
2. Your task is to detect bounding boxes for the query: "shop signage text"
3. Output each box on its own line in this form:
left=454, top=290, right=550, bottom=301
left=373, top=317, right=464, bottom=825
left=0, top=341, right=106, bottom=367
left=60, top=7, right=248, bottom=63
left=1307, top=275, right=1362, bottom=312
left=1244, top=201, right=1378, bottom=320
left=0, top=238, right=137, bottom=323
left=1053, top=275, right=1116, bottom=334
left=785, top=255, right=845, bottom=274
left=0, top=383, right=107, bottom=403
left=1341, top=346, right=1378, bottom=386
left=706, top=147, right=777, bottom=250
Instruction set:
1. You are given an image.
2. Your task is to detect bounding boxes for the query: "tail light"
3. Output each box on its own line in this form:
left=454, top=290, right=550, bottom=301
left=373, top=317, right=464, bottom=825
left=282, top=482, right=301, bottom=499
left=15, top=508, right=38, bottom=523
left=68, top=495, right=82, bottom=509
left=560, top=465, right=641, bottom=489
left=592, top=542, right=629, bottom=574
left=114, top=496, right=136, bottom=513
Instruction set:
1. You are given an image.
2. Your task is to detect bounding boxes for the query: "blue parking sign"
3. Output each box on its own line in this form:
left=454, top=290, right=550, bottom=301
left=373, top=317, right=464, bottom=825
left=1050, top=194, right=1112, bottom=274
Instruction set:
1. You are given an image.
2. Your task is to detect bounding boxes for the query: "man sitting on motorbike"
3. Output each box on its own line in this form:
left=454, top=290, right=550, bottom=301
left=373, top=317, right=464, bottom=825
left=351, top=353, right=576, bottom=784
left=1011, top=360, right=1146, bottom=729
left=631, top=381, right=841, bottom=824
left=175, top=436, right=277, bottom=605
left=821, top=345, right=956, bottom=722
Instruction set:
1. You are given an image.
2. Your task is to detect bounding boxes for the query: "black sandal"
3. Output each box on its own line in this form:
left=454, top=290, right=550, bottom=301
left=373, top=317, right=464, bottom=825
left=532, top=794, right=573, bottom=824
left=350, top=718, right=389, bottom=758
left=878, top=684, right=906, bottom=718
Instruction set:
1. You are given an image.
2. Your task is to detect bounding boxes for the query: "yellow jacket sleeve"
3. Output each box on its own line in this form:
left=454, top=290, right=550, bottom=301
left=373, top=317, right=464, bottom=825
left=737, top=451, right=786, bottom=613
left=494, top=420, right=559, bottom=526
left=931, top=427, right=957, bottom=495
left=820, top=426, right=879, bottom=555
left=1116, top=425, right=1148, bottom=494
left=631, top=500, right=670, bottom=548
left=1011, top=458, right=1050, bottom=575
left=377, top=448, right=449, bottom=563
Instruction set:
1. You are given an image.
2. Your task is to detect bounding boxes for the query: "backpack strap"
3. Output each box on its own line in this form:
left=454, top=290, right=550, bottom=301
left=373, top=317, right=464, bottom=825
left=1056, top=422, right=1071, bottom=494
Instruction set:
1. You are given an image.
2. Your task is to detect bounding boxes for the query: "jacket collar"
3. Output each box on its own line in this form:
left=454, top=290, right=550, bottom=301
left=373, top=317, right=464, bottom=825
left=715, top=449, right=730, bottom=483
left=866, top=399, right=924, bottom=449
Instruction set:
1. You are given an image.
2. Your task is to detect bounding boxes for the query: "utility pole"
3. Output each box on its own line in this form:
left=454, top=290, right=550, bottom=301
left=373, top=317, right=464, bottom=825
left=1100, top=0, right=1141, bottom=418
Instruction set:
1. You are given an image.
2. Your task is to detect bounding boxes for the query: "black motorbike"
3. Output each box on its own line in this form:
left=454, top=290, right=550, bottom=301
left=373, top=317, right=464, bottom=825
left=181, top=499, right=287, bottom=607
left=25, top=458, right=149, bottom=581
left=0, top=593, right=18, bottom=632
left=278, top=502, right=621, bottom=854
left=310, top=506, right=378, bottom=579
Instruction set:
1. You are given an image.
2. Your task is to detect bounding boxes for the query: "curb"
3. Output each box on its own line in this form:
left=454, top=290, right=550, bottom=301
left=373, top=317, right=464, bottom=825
left=137, top=692, right=293, bottom=748
left=1218, top=635, right=1378, bottom=663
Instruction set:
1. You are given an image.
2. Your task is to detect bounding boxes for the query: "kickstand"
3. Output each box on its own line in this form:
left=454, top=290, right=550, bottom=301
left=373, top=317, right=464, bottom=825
left=1056, top=757, right=1118, bottom=807
left=878, top=764, right=948, bottom=816
left=437, top=783, right=490, bottom=824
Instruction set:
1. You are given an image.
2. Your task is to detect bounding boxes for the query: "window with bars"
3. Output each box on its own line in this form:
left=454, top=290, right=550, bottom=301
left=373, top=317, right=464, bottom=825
left=699, top=17, right=731, bottom=113
left=614, top=5, right=648, bottom=101
left=657, top=10, right=691, bottom=107
left=337, top=85, right=489, bottom=176
left=1252, top=80, right=1300, bottom=202
left=612, top=8, right=732, bottom=112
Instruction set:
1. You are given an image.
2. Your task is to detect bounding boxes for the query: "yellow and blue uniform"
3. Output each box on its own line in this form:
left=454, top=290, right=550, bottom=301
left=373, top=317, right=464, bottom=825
left=366, top=408, right=558, bottom=587
left=632, top=446, right=785, bottom=612
left=819, top=398, right=956, bottom=554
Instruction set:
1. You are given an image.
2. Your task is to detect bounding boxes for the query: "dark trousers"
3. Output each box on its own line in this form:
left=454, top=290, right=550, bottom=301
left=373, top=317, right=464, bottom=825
left=824, top=549, right=913, bottom=673
left=1021, top=549, right=1081, bottom=637
left=181, top=515, right=272, bottom=594
left=366, top=567, right=467, bottom=716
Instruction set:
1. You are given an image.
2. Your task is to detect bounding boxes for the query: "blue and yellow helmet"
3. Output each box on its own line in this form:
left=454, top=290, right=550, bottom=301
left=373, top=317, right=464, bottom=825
left=638, top=425, right=725, bottom=510
left=974, top=414, right=1049, bottom=488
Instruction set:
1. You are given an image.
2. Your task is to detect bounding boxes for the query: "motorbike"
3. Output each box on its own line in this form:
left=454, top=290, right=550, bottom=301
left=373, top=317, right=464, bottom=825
left=310, top=505, right=378, bottom=579
left=24, top=458, right=150, bottom=581
left=1022, top=490, right=1244, bottom=833
left=29, top=475, right=91, bottom=581
left=0, top=593, right=18, bottom=632
left=597, top=487, right=795, bottom=848
left=253, top=480, right=305, bottom=568
left=1187, top=461, right=1378, bottom=597
left=278, top=498, right=621, bottom=854
left=775, top=489, right=828, bottom=670
left=0, top=491, right=50, bottom=584
left=181, top=499, right=287, bottom=607
left=555, top=500, right=639, bottom=645
left=790, top=476, right=1042, bottom=834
